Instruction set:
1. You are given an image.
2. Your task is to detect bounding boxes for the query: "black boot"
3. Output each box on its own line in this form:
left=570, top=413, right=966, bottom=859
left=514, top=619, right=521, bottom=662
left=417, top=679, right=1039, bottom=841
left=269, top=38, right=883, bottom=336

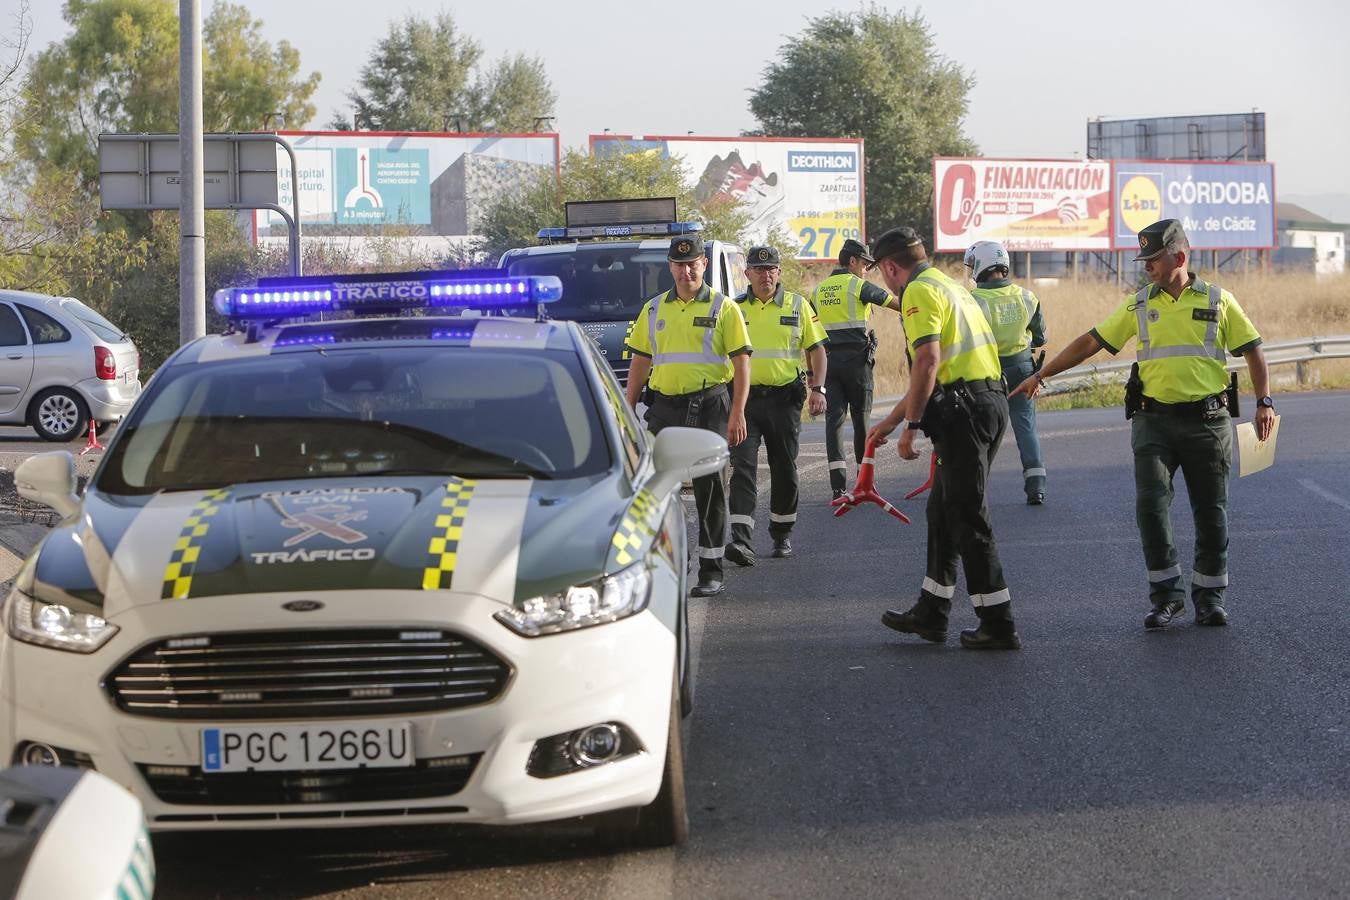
left=1144, top=598, right=1185, bottom=629
left=881, top=604, right=948, bottom=644
left=724, top=541, right=756, bottom=568
left=771, top=536, right=792, bottom=558
left=960, top=603, right=1021, bottom=649
left=1194, top=601, right=1228, bottom=626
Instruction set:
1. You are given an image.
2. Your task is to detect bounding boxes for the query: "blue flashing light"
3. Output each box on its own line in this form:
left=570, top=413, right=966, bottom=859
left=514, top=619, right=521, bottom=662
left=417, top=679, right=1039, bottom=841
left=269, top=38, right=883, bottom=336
left=213, top=271, right=562, bottom=320
left=535, top=220, right=704, bottom=242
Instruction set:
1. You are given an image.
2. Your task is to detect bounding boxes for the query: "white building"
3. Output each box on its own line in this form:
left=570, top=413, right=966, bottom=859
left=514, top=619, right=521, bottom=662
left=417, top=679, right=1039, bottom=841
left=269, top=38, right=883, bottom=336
left=1275, top=203, right=1345, bottom=276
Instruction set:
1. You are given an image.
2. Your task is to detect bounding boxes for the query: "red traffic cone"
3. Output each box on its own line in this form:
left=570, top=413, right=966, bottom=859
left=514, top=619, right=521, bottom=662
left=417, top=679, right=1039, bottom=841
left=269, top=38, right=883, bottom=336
left=904, top=452, right=938, bottom=500
left=829, top=436, right=911, bottom=524
left=79, top=418, right=105, bottom=456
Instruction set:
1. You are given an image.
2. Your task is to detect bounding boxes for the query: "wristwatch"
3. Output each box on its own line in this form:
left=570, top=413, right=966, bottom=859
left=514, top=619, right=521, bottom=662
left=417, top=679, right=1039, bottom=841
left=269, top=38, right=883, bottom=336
left=810, top=384, right=826, bottom=396
left=1256, top=396, right=1275, bottom=410
left=905, top=420, right=923, bottom=431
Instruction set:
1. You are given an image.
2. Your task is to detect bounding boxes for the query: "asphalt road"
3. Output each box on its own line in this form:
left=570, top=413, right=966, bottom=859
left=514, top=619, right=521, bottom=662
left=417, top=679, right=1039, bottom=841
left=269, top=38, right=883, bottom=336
left=10, top=395, right=1350, bottom=899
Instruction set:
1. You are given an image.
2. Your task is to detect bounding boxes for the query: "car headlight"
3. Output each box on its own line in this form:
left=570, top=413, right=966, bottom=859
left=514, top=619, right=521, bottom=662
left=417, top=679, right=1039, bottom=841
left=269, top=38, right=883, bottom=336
left=495, top=562, right=652, bottom=637
left=6, top=591, right=119, bottom=653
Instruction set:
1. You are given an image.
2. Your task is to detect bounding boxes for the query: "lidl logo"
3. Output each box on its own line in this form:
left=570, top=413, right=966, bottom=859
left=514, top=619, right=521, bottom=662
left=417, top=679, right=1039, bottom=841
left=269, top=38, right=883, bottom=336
left=1119, top=175, right=1162, bottom=233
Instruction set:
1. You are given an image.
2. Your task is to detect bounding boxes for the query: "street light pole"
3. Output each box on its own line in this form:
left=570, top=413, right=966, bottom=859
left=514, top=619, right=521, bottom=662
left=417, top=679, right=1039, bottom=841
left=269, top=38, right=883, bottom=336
left=179, top=0, right=205, bottom=345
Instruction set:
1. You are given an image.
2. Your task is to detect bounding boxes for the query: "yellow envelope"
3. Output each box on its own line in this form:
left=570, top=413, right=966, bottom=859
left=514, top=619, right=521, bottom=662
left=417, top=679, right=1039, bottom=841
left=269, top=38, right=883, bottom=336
left=1235, top=415, right=1280, bottom=477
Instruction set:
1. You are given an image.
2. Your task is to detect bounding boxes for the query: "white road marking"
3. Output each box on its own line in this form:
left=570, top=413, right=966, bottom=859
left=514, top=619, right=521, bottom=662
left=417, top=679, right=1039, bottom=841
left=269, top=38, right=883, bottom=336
left=1298, top=479, right=1350, bottom=512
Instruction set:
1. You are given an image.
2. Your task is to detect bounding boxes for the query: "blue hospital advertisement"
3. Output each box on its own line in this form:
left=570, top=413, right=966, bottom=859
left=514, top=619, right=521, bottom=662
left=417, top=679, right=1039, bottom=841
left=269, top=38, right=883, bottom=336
left=335, top=147, right=431, bottom=225
left=1113, top=161, right=1275, bottom=250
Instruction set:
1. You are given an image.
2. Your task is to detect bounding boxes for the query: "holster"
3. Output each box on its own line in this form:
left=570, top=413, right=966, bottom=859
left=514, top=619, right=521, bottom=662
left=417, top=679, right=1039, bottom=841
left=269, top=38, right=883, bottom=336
left=792, top=372, right=808, bottom=405
left=865, top=331, right=878, bottom=367
left=1225, top=372, right=1240, bottom=418
left=1125, top=363, right=1143, bottom=420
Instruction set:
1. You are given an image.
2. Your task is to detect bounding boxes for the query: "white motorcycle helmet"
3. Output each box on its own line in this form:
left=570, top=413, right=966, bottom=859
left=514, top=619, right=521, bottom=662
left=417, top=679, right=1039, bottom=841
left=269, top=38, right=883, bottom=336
left=964, top=241, right=1011, bottom=282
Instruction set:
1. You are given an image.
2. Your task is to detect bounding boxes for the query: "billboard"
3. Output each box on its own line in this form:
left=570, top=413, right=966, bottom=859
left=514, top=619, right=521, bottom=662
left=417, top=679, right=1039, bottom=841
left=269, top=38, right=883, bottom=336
left=590, top=135, right=865, bottom=261
left=254, top=131, right=559, bottom=238
left=1112, top=161, right=1275, bottom=251
left=933, top=158, right=1112, bottom=252
left=1087, top=112, right=1265, bottom=162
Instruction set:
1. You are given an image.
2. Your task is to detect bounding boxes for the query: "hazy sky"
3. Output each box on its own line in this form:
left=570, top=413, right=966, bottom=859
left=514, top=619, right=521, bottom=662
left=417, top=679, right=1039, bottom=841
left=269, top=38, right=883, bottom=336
left=21, top=0, right=1350, bottom=214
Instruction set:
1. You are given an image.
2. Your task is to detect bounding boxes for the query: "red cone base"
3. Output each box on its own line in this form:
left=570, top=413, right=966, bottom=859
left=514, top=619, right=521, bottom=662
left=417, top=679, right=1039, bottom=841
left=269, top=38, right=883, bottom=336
left=830, top=436, right=911, bottom=524
left=79, top=418, right=105, bottom=456
left=904, top=453, right=938, bottom=500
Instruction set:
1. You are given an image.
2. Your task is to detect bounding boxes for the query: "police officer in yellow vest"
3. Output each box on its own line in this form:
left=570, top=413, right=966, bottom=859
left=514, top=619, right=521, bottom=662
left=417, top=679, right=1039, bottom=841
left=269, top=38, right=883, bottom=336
left=966, top=240, right=1049, bottom=504
left=724, top=245, right=828, bottom=567
left=626, top=234, right=752, bottom=598
left=1011, top=219, right=1274, bottom=629
left=811, top=239, right=901, bottom=499
left=866, top=227, right=1022, bottom=650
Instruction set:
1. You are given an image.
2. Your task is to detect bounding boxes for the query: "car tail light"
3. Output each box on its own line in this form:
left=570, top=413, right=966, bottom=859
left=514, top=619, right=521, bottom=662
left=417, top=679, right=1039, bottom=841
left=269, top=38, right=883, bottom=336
left=95, top=346, right=116, bottom=380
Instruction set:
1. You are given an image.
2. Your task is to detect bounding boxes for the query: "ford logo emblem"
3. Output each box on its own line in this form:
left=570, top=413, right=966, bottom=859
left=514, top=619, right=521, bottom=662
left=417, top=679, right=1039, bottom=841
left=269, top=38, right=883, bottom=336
left=282, top=600, right=324, bottom=613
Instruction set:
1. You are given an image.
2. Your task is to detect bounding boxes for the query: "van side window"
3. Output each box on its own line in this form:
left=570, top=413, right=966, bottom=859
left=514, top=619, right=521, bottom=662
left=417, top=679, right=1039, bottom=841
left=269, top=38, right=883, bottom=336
left=17, top=305, right=72, bottom=344
left=0, top=305, right=26, bottom=347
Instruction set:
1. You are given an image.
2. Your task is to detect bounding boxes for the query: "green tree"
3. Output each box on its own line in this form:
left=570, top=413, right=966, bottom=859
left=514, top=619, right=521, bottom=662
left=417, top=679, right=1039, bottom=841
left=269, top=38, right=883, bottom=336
left=334, top=11, right=555, bottom=133
left=15, top=0, right=319, bottom=191
left=747, top=6, right=978, bottom=241
left=474, top=148, right=751, bottom=261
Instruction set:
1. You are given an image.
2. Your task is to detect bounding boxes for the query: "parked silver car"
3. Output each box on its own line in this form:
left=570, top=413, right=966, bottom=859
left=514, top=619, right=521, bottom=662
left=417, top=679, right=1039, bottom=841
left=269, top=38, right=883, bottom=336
left=0, top=290, right=141, bottom=441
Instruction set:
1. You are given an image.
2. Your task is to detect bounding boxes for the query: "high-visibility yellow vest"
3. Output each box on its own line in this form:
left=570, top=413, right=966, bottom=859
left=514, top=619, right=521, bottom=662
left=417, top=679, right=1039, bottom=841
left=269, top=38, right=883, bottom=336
left=902, top=267, right=1000, bottom=385
left=736, top=286, right=826, bottom=386
left=628, top=286, right=750, bottom=395
left=971, top=283, right=1037, bottom=358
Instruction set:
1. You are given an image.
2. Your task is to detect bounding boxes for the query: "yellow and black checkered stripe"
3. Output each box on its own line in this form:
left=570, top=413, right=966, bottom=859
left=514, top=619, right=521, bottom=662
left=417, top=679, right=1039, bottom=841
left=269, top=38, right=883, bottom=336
left=621, top=319, right=636, bottom=360
left=162, top=488, right=230, bottom=599
left=609, top=488, right=662, bottom=568
left=422, top=477, right=477, bottom=590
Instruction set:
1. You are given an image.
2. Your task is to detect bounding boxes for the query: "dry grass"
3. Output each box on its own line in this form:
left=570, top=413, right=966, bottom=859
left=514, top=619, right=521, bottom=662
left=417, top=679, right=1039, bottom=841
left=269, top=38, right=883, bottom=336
left=789, top=266, right=1350, bottom=402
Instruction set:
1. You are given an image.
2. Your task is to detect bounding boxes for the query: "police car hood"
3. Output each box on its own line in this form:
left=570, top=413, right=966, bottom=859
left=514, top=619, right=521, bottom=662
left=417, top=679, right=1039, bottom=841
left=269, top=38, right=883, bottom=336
left=33, top=473, right=627, bottom=618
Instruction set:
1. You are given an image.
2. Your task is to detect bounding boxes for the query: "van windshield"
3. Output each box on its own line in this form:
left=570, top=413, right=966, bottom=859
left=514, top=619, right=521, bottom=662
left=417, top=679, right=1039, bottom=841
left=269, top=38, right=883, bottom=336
left=503, top=245, right=713, bottom=322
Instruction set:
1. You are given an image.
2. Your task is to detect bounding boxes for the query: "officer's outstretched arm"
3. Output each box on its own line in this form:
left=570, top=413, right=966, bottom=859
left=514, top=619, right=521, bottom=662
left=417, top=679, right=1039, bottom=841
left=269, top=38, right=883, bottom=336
left=1011, top=332, right=1104, bottom=398
left=626, top=356, right=652, bottom=409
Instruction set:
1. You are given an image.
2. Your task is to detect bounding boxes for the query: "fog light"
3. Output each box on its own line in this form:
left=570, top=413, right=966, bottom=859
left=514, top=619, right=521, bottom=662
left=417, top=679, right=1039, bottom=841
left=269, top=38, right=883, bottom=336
left=20, top=742, right=60, bottom=767
left=13, top=741, right=95, bottom=769
left=526, top=722, right=644, bottom=778
left=570, top=724, right=621, bottom=766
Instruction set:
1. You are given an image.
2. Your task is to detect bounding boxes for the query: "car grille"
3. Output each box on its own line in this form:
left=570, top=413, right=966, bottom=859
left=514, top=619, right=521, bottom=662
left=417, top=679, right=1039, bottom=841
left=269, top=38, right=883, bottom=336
left=105, top=629, right=511, bottom=720
left=138, top=754, right=480, bottom=806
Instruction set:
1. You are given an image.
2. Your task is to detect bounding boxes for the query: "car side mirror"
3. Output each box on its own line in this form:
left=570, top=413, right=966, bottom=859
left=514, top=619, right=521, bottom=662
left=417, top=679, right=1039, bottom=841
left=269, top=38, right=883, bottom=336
left=648, top=427, right=729, bottom=497
left=14, top=452, right=81, bottom=519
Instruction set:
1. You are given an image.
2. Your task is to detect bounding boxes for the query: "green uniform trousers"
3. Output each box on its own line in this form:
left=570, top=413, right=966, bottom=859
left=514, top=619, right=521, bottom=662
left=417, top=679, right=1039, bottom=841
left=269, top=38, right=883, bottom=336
left=1130, top=410, right=1233, bottom=609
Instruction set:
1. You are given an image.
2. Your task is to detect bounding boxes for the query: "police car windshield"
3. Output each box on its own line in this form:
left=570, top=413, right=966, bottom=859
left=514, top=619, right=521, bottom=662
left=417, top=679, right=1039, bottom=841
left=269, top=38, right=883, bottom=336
left=96, top=346, right=611, bottom=494
left=503, top=245, right=710, bottom=322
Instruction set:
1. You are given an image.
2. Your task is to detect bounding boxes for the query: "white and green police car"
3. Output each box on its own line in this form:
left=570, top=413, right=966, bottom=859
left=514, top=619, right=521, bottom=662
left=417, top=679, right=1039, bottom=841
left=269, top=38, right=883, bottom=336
left=1, top=269, right=726, bottom=846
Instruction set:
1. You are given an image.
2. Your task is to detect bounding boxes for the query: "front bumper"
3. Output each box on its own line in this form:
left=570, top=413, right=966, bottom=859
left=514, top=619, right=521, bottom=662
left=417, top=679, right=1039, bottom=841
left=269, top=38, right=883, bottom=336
left=0, top=591, right=675, bottom=831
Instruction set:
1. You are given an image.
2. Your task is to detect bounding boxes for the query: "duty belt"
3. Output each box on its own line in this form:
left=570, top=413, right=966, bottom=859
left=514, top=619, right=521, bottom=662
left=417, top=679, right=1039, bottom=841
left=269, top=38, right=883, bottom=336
left=652, top=383, right=729, bottom=403
left=945, top=376, right=1005, bottom=395
left=1139, top=393, right=1228, bottom=417
left=748, top=381, right=799, bottom=399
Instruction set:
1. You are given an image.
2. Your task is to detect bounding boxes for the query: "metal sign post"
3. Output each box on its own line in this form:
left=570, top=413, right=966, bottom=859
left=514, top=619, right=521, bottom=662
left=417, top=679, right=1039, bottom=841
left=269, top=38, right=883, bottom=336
left=98, top=132, right=304, bottom=322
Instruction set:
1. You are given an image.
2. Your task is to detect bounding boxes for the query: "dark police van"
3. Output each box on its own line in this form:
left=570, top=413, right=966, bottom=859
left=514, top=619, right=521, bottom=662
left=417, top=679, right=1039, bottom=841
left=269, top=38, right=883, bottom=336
left=498, top=198, right=747, bottom=384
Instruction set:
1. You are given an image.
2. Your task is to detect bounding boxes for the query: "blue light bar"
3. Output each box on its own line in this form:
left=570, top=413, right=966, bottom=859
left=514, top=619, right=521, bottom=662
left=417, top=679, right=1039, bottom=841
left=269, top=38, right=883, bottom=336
left=536, top=221, right=704, bottom=242
left=213, top=271, right=563, bottom=320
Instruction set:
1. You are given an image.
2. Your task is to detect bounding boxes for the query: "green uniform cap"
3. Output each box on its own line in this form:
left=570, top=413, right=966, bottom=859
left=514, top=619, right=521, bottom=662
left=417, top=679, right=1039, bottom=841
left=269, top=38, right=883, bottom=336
left=1133, top=218, right=1187, bottom=261
left=668, top=235, right=705, bottom=262
left=747, top=245, right=781, bottom=268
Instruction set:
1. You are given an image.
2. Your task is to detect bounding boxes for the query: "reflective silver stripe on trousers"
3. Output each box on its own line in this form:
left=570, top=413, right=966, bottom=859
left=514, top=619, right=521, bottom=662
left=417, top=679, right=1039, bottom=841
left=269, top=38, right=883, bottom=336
left=1149, top=564, right=1182, bottom=582
left=729, top=514, right=755, bottom=528
left=918, top=271, right=997, bottom=362
left=1134, top=283, right=1225, bottom=362
left=1023, top=467, right=1047, bottom=478
left=696, top=546, right=725, bottom=559
left=1192, top=571, right=1228, bottom=588
left=828, top=461, right=848, bottom=471
left=769, top=512, right=796, bottom=523
left=650, top=290, right=729, bottom=366
left=922, top=577, right=956, bottom=599
left=971, top=588, right=1011, bottom=607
